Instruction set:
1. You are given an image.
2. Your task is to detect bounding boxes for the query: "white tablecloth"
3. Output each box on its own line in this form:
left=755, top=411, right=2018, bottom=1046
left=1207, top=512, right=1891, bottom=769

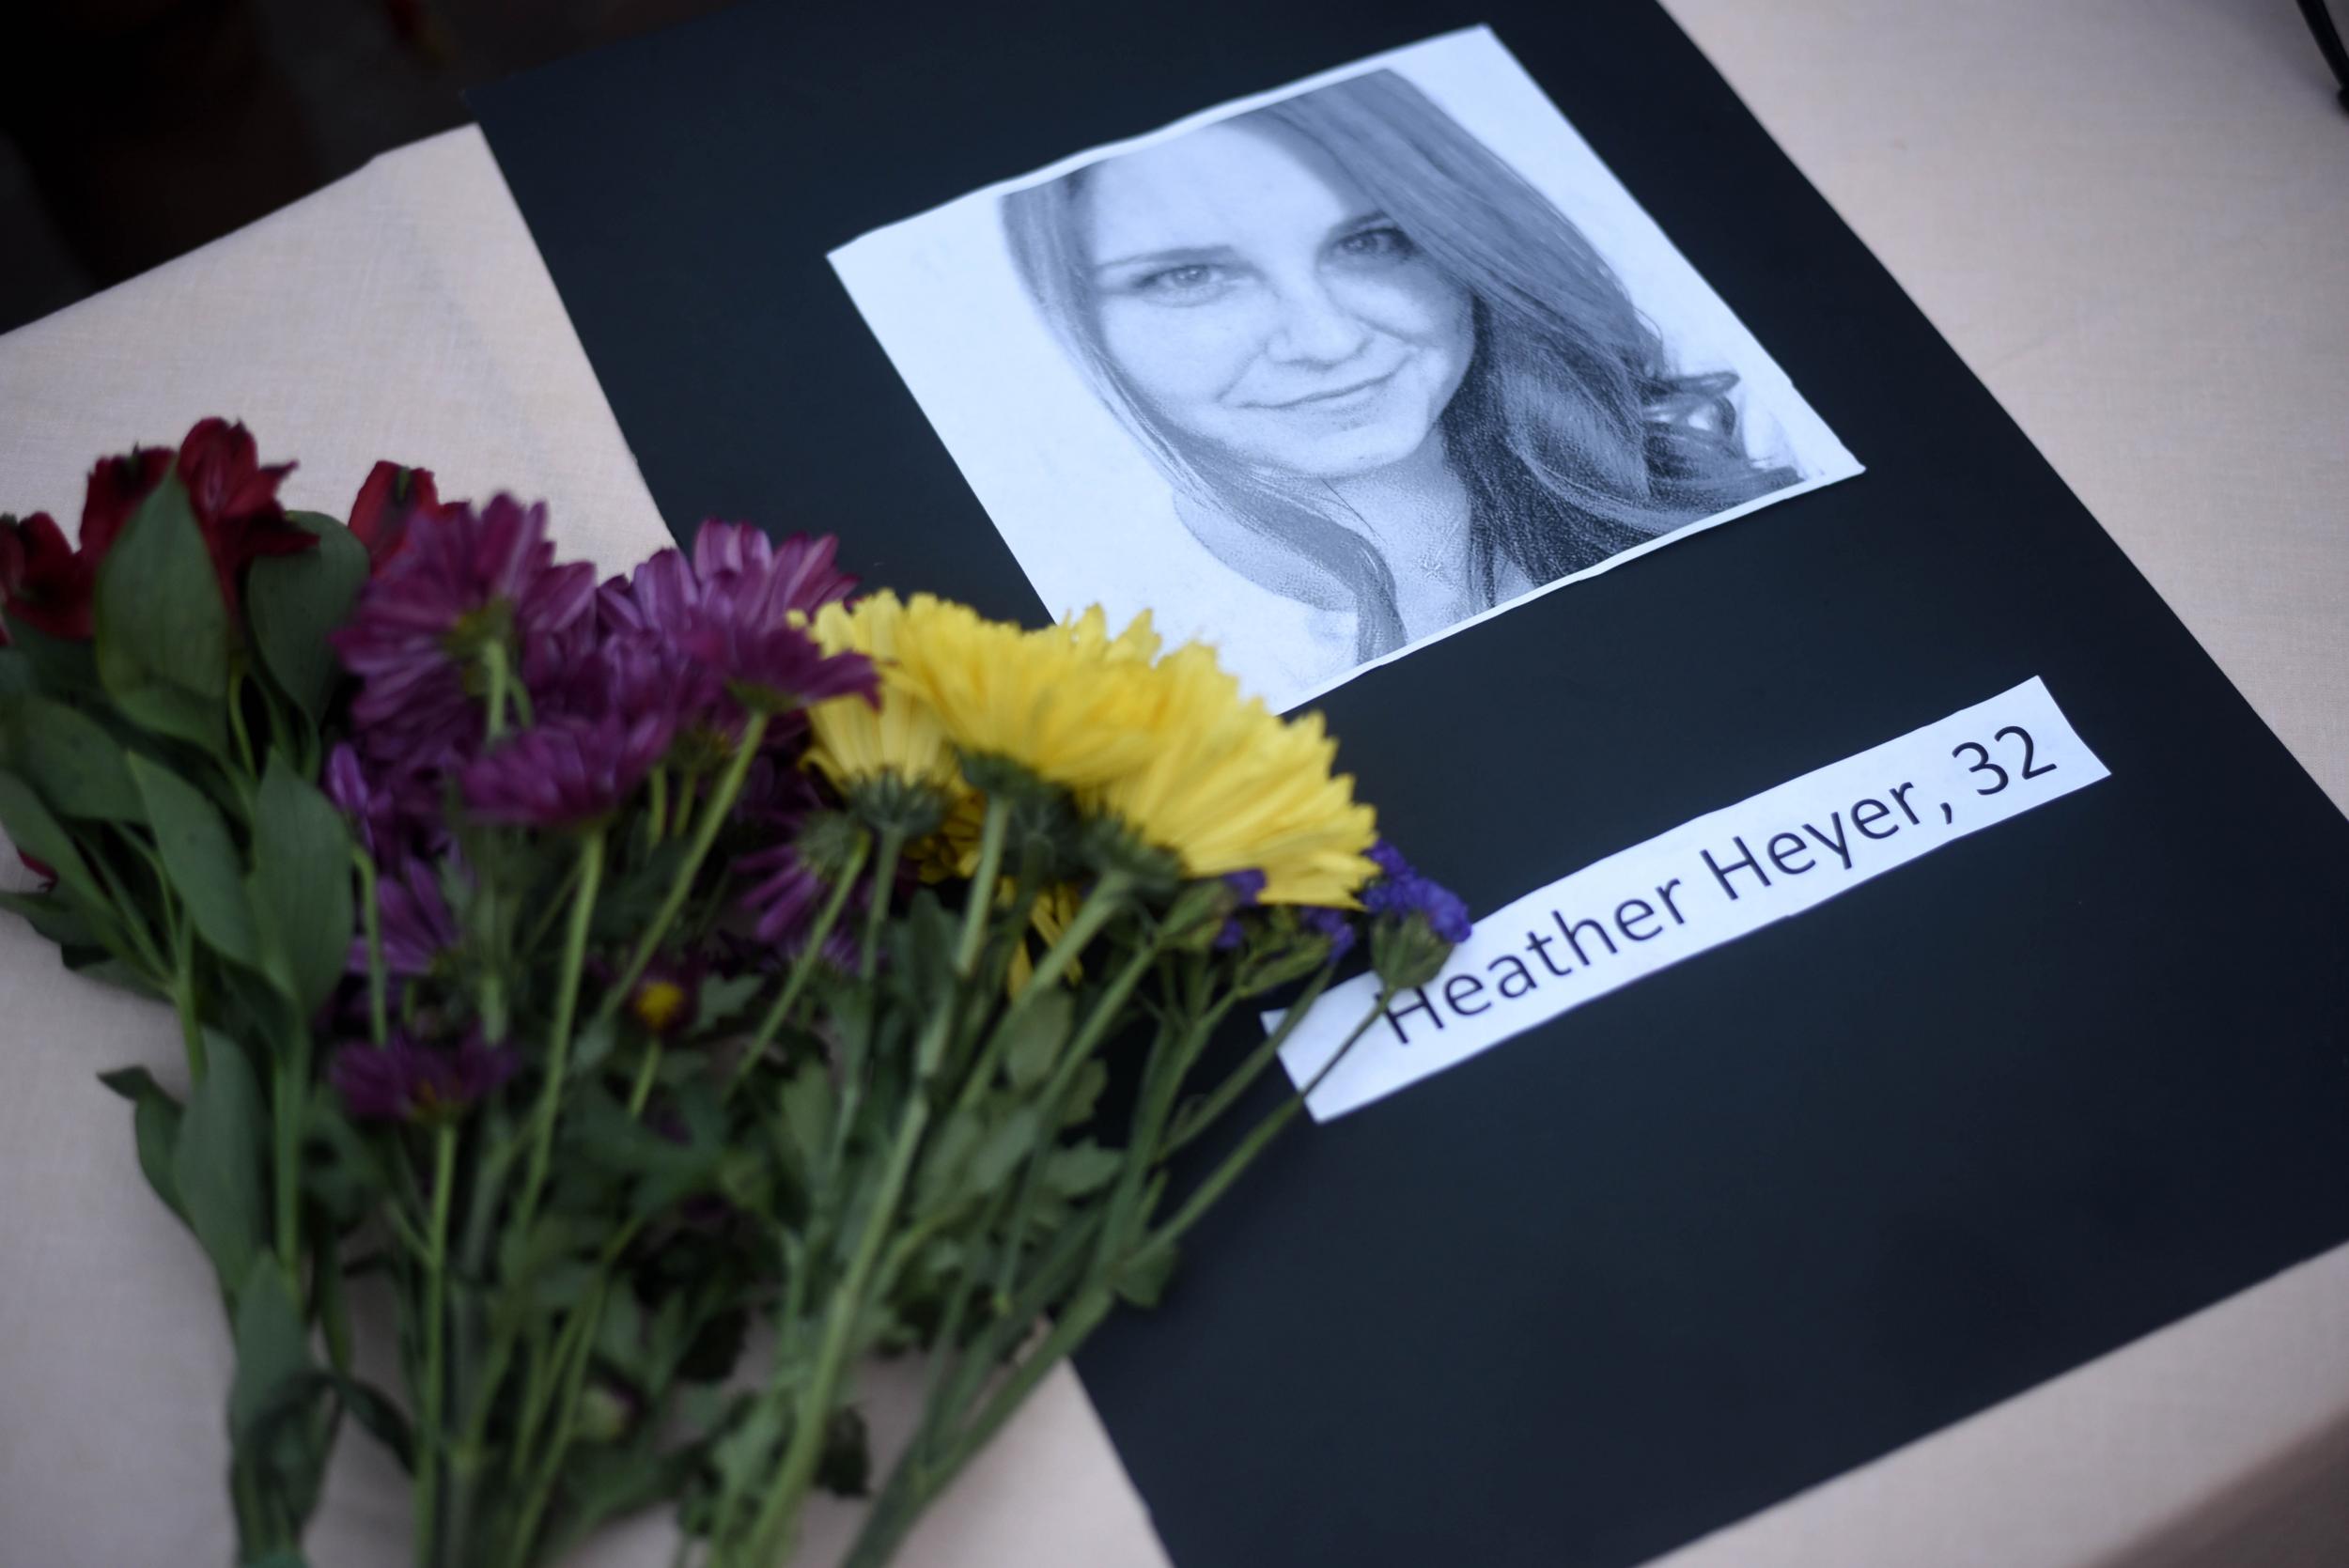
left=3, top=2, right=2345, bottom=1564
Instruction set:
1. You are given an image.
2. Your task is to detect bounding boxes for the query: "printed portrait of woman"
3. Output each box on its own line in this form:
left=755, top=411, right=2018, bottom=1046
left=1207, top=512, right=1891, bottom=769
left=1000, top=69, right=1800, bottom=683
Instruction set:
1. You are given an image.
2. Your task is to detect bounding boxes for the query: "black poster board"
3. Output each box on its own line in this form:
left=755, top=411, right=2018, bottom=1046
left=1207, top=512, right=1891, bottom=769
left=472, top=4, right=2349, bottom=1563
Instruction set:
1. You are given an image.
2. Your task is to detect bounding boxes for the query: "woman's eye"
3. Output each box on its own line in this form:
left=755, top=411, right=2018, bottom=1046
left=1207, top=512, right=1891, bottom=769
left=1131, top=263, right=1229, bottom=302
left=1334, top=226, right=1415, bottom=261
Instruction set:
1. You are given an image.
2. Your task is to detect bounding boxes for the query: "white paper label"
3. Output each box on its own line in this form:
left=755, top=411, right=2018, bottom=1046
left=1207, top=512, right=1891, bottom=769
left=1276, top=678, right=2109, bottom=1120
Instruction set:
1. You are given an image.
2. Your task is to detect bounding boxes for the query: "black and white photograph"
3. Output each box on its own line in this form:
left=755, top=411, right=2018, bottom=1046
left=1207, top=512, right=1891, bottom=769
left=836, top=25, right=1860, bottom=709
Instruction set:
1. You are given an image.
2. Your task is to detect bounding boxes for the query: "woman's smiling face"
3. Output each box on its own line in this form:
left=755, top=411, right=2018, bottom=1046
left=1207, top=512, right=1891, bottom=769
left=1081, top=120, right=1475, bottom=482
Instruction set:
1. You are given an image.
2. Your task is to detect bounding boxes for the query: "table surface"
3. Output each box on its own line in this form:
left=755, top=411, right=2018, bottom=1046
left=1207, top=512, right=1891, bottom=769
left=3, top=2, right=2345, bottom=1565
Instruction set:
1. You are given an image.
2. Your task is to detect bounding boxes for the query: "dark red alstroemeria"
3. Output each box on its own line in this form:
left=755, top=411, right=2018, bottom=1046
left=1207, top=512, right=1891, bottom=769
left=175, top=418, right=314, bottom=615
left=347, top=460, right=453, bottom=570
left=65, top=421, right=314, bottom=626
left=0, top=513, right=96, bottom=641
left=76, top=447, right=173, bottom=561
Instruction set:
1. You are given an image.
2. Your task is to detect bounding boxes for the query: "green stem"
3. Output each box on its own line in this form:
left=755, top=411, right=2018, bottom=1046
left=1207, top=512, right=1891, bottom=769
left=1147, top=986, right=1396, bottom=1253
left=724, top=831, right=867, bottom=1100
left=226, top=668, right=258, bottom=776
left=604, top=712, right=770, bottom=1014
left=354, top=847, right=389, bottom=1047
left=923, top=1198, right=1104, bottom=1439
left=272, top=1048, right=304, bottom=1290
left=512, top=832, right=607, bottom=1242
left=626, top=1041, right=662, bottom=1116
left=414, top=1125, right=458, bottom=1568
left=954, top=796, right=1010, bottom=977
left=738, top=1011, right=949, bottom=1565
left=482, top=642, right=514, bottom=741
left=850, top=1287, right=1114, bottom=1568
left=1159, top=964, right=1337, bottom=1161
left=988, top=932, right=1168, bottom=1301
left=171, top=924, right=208, bottom=1079
left=646, top=768, right=669, bottom=846
left=943, top=869, right=1132, bottom=1134
left=862, top=826, right=906, bottom=979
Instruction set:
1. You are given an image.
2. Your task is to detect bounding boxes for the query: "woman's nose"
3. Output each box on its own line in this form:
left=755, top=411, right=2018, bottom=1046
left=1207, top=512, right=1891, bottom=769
left=1263, top=277, right=1371, bottom=365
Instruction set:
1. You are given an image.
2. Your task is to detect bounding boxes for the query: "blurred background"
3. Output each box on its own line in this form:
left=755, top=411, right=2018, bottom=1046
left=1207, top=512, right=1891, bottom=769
left=0, top=0, right=739, bottom=335
left=1, top=0, right=2342, bottom=339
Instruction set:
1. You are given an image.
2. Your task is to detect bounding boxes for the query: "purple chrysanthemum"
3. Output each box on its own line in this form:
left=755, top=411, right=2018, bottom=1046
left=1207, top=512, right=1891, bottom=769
left=573, top=558, right=727, bottom=728
left=738, top=841, right=829, bottom=945
left=351, top=854, right=462, bottom=978
left=328, top=742, right=453, bottom=865
left=1362, top=840, right=1472, bottom=945
left=331, top=1031, right=518, bottom=1123
left=333, top=495, right=599, bottom=757
left=626, top=954, right=707, bottom=1039
left=678, top=522, right=876, bottom=712
left=461, top=713, right=672, bottom=829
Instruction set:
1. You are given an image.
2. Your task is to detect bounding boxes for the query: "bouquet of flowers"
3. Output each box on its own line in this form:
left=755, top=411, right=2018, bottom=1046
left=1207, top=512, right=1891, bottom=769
left=0, top=421, right=1468, bottom=1568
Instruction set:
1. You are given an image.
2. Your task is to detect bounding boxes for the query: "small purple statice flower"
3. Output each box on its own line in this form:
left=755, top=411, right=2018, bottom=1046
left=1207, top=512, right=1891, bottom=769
left=1213, top=869, right=1268, bottom=952
left=1296, top=904, right=1360, bottom=964
left=1362, top=840, right=1472, bottom=944
left=333, top=495, right=598, bottom=757
left=1362, top=840, right=1470, bottom=990
left=461, top=713, right=672, bottom=829
left=331, top=1031, right=518, bottom=1124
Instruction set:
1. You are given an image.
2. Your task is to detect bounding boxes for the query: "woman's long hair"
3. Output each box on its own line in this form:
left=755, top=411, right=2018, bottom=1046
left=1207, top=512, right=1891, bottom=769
left=1003, top=70, right=1796, bottom=661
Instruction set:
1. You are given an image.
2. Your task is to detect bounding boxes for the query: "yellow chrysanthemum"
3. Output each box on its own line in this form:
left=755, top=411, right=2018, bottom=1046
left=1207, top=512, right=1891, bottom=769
left=886, top=597, right=1165, bottom=792
left=803, top=590, right=963, bottom=797
left=1004, top=881, right=1085, bottom=995
left=910, top=787, right=987, bottom=883
left=1080, top=643, right=1377, bottom=907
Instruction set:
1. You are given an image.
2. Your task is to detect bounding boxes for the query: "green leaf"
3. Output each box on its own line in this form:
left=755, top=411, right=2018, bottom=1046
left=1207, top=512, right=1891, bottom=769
left=229, top=1259, right=314, bottom=1445
left=71, top=955, right=163, bottom=998
left=779, top=1063, right=831, bottom=1167
left=696, top=970, right=765, bottom=1031
left=0, top=647, right=34, bottom=700
left=245, top=514, right=367, bottom=719
left=1114, top=1241, right=1179, bottom=1310
left=968, top=1109, right=1041, bottom=1198
left=337, top=1376, right=414, bottom=1473
left=568, top=1015, right=619, bottom=1079
left=93, top=475, right=229, bottom=752
left=0, top=887, right=96, bottom=949
left=174, top=1037, right=267, bottom=1290
left=5, top=696, right=144, bottom=822
left=0, top=767, right=115, bottom=921
left=1003, top=988, right=1073, bottom=1093
left=1044, top=1140, right=1123, bottom=1199
left=247, top=755, right=351, bottom=1017
left=100, top=1065, right=188, bottom=1220
left=129, top=753, right=259, bottom=967
left=228, top=1257, right=328, bottom=1531
left=301, top=1094, right=385, bottom=1226
left=914, top=1110, right=983, bottom=1216
left=0, top=623, right=101, bottom=700
left=1058, top=1060, right=1110, bottom=1130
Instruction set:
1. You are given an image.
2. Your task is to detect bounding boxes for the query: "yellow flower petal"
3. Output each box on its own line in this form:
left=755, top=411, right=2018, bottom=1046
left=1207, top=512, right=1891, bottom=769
left=804, top=590, right=964, bottom=796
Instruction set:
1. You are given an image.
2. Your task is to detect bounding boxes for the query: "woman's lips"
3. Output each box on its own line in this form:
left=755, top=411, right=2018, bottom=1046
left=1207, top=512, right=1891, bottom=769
left=1250, top=366, right=1401, bottom=410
